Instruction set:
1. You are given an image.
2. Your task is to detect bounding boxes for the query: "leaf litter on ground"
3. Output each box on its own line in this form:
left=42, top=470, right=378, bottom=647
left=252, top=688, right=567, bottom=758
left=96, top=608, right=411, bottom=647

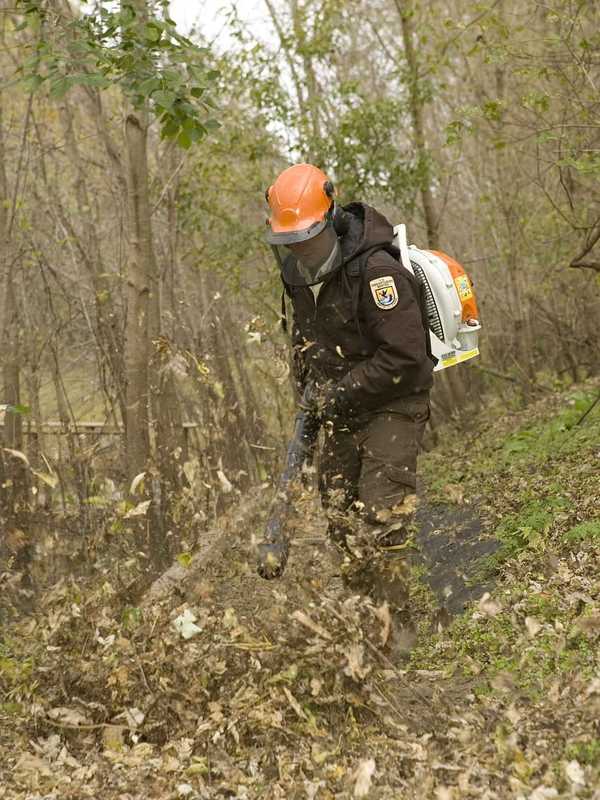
left=1, top=379, right=600, bottom=798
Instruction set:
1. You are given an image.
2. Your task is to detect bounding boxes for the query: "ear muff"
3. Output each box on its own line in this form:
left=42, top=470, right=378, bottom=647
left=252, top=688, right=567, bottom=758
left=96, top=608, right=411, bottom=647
left=323, top=180, right=335, bottom=198
left=332, top=204, right=351, bottom=236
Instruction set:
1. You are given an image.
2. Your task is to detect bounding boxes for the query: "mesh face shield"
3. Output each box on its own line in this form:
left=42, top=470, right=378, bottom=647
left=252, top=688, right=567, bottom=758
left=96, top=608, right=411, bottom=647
left=271, top=223, right=343, bottom=287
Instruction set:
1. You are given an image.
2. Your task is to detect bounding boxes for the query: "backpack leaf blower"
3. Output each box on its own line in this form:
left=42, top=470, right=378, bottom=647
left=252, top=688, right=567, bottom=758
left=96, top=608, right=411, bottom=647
left=394, top=224, right=481, bottom=370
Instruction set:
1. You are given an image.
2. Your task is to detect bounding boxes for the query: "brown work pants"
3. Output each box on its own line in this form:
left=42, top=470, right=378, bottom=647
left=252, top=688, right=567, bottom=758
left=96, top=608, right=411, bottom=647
left=318, top=393, right=430, bottom=605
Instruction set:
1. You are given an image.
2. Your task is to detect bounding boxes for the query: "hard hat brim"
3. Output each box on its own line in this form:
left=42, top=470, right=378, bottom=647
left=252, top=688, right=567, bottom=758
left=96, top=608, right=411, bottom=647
left=265, top=216, right=328, bottom=246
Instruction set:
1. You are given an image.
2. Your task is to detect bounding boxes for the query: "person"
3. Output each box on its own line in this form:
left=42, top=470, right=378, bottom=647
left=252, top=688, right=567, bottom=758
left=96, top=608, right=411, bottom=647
left=264, top=163, right=435, bottom=637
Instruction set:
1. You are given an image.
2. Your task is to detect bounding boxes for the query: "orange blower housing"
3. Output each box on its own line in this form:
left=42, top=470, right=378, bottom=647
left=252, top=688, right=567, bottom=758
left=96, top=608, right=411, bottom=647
left=430, top=250, right=479, bottom=325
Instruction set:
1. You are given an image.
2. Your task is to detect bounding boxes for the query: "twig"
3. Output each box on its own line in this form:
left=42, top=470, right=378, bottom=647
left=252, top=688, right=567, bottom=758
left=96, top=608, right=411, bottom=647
left=151, top=153, right=187, bottom=215
left=575, top=391, right=600, bottom=426
left=468, top=363, right=518, bottom=384
left=44, top=718, right=121, bottom=731
left=131, top=641, right=152, bottom=692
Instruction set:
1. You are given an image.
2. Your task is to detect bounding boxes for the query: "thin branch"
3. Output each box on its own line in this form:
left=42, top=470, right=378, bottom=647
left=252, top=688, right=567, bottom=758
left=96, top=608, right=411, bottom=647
left=570, top=216, right=600, bottom=272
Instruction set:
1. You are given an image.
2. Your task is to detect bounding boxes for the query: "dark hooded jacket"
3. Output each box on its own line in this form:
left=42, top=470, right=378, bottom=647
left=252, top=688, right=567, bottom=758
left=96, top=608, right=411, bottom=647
left=284, top=203, right=435, bottom=414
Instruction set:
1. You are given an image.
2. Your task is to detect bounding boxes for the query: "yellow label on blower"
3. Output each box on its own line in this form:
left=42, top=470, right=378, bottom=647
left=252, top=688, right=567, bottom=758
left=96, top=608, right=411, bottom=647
left=454, top=274, right=473, bottom=302
left=438, top=347, right=479, bottom=369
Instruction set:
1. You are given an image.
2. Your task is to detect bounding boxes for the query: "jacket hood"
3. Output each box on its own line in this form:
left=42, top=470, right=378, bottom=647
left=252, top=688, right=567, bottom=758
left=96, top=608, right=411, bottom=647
left=340, top=202, right=396, bottom=264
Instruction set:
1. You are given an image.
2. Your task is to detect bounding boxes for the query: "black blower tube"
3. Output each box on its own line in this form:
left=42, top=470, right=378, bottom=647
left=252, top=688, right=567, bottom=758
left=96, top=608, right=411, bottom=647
left=256, top=385, right=321, bottom=580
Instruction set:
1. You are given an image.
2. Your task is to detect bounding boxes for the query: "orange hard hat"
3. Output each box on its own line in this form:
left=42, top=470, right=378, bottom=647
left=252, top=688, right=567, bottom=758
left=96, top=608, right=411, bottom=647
left=265, top=163, right=335, bottom=244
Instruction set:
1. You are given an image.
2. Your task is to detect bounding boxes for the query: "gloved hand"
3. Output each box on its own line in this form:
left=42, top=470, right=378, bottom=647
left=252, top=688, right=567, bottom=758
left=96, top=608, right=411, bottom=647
left=321, top=385, right=353, bottom=423
left=299, top=381, right=352, bottom=424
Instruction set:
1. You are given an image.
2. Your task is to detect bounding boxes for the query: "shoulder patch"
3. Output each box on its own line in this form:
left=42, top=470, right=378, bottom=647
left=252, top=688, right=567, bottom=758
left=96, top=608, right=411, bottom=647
left=369, top=275, right=398, bottom=310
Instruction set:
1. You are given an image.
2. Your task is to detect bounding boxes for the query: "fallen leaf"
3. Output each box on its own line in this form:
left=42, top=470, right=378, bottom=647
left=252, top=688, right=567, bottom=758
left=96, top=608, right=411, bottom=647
left=525, top=616, right=542, bottom=637
left=353, top=758, right=375, bottom=798
left=343, top=643, right=371, bottom=681
left=217, top=469, right=233, bottom=493
left=283, top=687, right=307, bottom=720
left=529, top=787, right=558, bottom=800
left=173, top=609, right=202, bottom=640
left=565, top=759, right=585, bottom=787
left=124, top=499, right=151, bottom=518
left=47, top=707, right=91, bottom=726
left=373, top=603, right=392, bottom=646
left=477, top=592, right=502, bottom=617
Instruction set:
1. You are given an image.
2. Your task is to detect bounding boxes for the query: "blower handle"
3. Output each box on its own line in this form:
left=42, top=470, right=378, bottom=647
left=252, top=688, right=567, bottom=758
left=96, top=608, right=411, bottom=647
left=395, top=223, right=413, bottom=274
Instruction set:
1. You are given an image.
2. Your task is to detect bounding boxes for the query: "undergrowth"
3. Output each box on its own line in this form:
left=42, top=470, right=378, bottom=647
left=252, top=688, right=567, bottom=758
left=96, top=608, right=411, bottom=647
left=410, top=380, right=600, bottom=781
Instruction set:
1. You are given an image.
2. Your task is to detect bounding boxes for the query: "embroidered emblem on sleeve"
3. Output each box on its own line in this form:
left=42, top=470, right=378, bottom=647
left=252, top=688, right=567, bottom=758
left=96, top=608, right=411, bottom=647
left=369, top=276, right=398, bottom=310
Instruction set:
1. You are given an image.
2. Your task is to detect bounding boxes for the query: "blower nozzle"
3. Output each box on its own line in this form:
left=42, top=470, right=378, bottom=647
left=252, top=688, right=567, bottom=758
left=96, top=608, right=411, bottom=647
left=257, top=516, right=289, bottom=579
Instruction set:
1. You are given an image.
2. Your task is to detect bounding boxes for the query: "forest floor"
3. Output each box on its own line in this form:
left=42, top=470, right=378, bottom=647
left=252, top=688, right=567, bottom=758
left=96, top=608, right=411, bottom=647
left=1, top=379, right=600, bottom=800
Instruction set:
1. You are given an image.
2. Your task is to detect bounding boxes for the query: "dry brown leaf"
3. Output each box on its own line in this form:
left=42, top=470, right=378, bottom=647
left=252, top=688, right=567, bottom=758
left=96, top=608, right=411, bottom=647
left=373, top=602, right=392, bottom=646
left=525, top=616, right=543, bottom=637
left=477, top=592, right=502, bottom=617
left=282, top=687, right=308, bottom=720
left=47, top=707, right=91, bottom=726
left=14, top=753, right=53, bottom=779
left=565, top=760, right=585, bottom=787
left=574, top=613, right=600, bottom=635
left=291, top=609, right=332, bottom=640
left=444, top=483, right=464, bottom=504
left=343, top=643, right=371, bottom=681
left=353, top=758, right=376, bottom=798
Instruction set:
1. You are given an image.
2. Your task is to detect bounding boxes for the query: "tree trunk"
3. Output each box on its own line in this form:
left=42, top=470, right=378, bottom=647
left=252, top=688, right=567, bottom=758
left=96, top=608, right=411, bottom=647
left=124, top=111, right=152, bottom=481
left=0, top=40, right=26, bottom=517
left=394, top=0, right=439, bottom=249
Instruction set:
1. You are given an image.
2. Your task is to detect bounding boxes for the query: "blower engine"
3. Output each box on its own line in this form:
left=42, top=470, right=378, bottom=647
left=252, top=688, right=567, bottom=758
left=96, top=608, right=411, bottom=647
left=393, top=224, right=481, bottom=371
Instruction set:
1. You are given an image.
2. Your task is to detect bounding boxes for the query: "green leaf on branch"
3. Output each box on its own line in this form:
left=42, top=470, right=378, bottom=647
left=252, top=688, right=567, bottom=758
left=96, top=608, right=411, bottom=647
left=152, top=90, right=176, bottom=109
left=177, top=130, right=192, bottom=149
left=144, top=22, right=162, bottom=43
left=160, top=116, right=180, bottom=139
